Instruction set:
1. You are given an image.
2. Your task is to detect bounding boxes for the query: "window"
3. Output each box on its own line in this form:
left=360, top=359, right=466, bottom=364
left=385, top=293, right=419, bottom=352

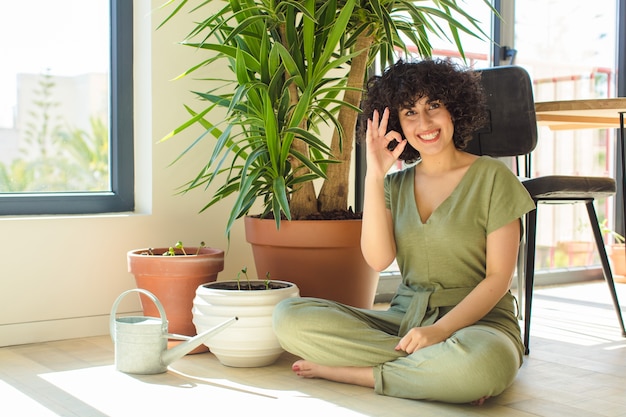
left=514, top=0, right=619, bottom=273
left=0, top=0, right=133, bottom=215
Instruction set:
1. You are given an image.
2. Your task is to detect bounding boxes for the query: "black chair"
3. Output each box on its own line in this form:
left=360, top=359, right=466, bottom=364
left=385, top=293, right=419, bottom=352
left=466, top=65, right=626, bottom=355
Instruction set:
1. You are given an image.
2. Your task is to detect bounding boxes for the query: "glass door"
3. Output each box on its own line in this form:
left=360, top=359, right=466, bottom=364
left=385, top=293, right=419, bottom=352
left=512, top=0, right=619, bottom=274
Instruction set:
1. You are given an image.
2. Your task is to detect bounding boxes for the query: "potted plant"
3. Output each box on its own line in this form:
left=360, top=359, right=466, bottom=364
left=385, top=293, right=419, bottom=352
left=192, top=268, right=300, bottom=367
left=159, top=1, right=492, bottom=307
left=554, top=240, right=594, bottom=267
left=127, top=241, right=225, bottom=352
left=601, top=220, right=626, bottom=281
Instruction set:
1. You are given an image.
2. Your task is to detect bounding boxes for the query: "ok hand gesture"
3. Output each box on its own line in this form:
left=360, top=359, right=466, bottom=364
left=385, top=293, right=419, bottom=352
left=365, top=108, right=407, bottom=179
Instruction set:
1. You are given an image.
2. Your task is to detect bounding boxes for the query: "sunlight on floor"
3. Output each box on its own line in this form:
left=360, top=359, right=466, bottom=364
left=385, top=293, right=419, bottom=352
left=604, top=343, right=626, bottom=351
left=530, top=282, right=626, bottom=348
left=37, top=364, right=374, bottom=417
left=0, top=379, right=59, bottom=416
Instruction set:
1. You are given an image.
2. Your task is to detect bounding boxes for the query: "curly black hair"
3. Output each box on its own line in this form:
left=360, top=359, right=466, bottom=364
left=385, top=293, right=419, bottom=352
left=359, top=59, right=488, bottom=163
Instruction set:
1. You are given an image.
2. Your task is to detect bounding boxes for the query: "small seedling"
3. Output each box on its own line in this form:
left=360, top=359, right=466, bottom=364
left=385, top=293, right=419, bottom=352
left=236, top=268, right=272, bottom=290
left=164, top=241, right=185, bottom=256
left=195, top=241, right=206, bottom=255
left=237, top=267, right=252, bottom=290
left=140, top=241, right=207, bottom=256
left=161, top=241, right=207, bottom=256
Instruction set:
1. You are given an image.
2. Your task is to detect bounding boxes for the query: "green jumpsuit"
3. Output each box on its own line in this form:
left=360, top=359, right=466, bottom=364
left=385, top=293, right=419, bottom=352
left=273, top=156, right=536, bottom=403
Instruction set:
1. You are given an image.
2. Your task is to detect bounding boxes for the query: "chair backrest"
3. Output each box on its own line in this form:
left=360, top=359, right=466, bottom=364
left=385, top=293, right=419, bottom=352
left=465, top=66, right=538, bottom=158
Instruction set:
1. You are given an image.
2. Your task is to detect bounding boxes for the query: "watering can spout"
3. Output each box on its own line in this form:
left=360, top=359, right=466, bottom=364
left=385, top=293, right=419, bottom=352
left=161, top=316, right=238, bottom=366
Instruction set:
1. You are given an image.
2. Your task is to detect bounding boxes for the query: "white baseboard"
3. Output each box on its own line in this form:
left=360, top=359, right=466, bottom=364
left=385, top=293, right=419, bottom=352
left=0, top=311, right=142, bottom=347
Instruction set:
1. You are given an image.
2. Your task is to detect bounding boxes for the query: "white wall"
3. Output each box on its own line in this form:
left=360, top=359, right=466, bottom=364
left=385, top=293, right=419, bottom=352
left=0, top=0, right=255, bottom=347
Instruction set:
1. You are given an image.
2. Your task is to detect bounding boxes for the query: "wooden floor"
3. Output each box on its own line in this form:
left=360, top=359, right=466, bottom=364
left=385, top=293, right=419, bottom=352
left=1, top=281, right=625, bottom=417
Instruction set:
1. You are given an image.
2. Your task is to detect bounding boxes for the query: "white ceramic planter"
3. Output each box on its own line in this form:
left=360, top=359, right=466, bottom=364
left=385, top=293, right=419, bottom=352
left=192, top=280, right=299, bottom=367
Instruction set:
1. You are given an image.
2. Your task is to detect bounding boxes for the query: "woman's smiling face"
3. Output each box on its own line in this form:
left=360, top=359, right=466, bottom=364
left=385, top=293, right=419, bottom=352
left=397, top=97, right=455, bottom=157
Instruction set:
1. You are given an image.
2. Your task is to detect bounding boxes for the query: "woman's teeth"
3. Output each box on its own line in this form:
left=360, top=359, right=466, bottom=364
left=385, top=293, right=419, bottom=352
left=419, top=130, right=439, bottom=141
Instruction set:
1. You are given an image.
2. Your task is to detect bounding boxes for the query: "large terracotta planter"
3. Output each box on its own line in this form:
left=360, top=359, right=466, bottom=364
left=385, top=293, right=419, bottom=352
left=193, top=280, right=299, bottom=367
left=127, top=247, right=225, bottom=353
left=244, top=216, right=378, bottom=308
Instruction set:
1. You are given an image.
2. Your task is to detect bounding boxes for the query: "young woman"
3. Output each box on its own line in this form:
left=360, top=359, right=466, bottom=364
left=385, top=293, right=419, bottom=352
left=272, top=59, right=535, bottom=405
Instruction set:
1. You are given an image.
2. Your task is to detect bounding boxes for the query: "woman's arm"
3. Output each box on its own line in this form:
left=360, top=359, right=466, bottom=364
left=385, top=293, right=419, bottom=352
left=360, top=109, right=407, bottom=271
left=395, top=219, right=521, bottom=353
left=361, top=176, right=396, bottom=271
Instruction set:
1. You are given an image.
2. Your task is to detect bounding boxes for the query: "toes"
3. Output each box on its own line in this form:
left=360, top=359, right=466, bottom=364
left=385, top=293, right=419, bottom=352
left=292, top=360, right=308, bottom=374
left=470, top=396, right=491, bottom=406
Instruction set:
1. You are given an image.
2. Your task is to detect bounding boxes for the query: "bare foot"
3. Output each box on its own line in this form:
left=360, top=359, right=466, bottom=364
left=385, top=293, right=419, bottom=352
left=291, top=360, right=321, bottom=378
left=470, top=396, right=491, bottom=406
left=291, top=360, right=375, bottom=388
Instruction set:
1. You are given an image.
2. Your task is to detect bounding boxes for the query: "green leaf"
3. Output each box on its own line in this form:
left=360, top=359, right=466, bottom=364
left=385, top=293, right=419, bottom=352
left=273, top=176, right=291, bottom=221
left=313, top=0, right=356, bottom=73
left=261, top=90, right=280, bottom=174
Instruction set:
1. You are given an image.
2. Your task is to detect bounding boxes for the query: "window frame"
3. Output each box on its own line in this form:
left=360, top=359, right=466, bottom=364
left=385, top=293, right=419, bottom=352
left=614, top=0, right=626, bottom=233
left=0, top=0, right=134, bottom=215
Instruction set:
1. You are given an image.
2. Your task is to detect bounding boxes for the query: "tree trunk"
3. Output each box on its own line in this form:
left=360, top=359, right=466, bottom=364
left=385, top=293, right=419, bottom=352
left=318, top=34, right=374, bottom=213
left=280, top=24, right=318, bottom=219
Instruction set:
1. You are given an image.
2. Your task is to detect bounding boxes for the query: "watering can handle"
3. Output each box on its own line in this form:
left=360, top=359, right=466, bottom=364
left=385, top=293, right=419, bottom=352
left=109, top=288, right=168, bottom=342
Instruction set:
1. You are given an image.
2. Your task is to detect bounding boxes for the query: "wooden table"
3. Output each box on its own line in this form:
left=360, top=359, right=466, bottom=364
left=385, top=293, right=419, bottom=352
left=534, top=96, right=626, bottom=236
left=535, top=98, right=626, bottom=131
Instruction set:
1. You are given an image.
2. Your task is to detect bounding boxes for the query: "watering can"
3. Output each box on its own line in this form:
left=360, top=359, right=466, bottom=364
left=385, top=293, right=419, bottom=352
left=110, top=288, right=237, bottom=374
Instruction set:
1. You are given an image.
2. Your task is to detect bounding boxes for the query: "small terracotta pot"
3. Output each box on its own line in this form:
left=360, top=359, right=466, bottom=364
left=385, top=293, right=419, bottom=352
left=606, top=243, right=626, bottom=283
left=244, top=216, right=378, bottom=308
left=127, top=247, right=225, bottom=353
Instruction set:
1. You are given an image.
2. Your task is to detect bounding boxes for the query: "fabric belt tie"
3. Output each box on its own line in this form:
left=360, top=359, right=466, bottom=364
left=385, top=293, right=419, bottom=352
left=395, top=284, right=514, bottom=336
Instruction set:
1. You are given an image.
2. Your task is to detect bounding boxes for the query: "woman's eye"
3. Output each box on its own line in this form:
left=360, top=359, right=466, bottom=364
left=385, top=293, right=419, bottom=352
left=429, top=102, right=441, bottom=110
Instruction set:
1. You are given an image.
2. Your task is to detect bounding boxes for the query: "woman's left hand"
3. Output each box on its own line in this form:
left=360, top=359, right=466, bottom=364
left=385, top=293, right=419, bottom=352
left=395, top=325, right=450, bottom=354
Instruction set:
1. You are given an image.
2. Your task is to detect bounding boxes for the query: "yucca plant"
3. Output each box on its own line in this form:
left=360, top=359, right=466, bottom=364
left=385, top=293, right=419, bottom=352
left=159, top=0, right=493, bottom=235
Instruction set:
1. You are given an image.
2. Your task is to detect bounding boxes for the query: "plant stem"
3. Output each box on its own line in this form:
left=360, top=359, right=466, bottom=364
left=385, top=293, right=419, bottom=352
left=195, top=241, right=206, bottom=255
left=279, top=22, right=317, bottom=219
left=318, top=34, right=373, bottom=212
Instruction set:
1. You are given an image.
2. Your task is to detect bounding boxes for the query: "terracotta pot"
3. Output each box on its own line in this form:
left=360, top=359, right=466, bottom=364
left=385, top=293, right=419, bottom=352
left=244, top=216, right=378, bottom=308
left=193, top=280, right=300, bottom=367
left=556, top=240, right=594, bottom=267
left=127, top=247, right=225, bottom=353
left=606, top=243, right=626, bottom=283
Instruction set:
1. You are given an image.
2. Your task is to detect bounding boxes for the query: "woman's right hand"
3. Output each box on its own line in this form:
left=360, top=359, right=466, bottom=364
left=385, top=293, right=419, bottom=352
left=365, top=108, right=407, bottom=179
